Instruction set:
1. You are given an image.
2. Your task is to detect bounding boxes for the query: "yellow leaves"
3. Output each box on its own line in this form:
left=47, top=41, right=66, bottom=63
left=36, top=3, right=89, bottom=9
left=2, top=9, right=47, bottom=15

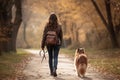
left=78, top=29, right=86, bottom=43
left=64, top=35, right=71, bottom=39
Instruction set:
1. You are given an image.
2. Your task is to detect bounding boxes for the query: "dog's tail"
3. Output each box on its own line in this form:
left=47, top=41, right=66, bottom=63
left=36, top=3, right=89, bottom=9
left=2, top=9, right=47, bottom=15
left=78, top=63, right=87, bottom=77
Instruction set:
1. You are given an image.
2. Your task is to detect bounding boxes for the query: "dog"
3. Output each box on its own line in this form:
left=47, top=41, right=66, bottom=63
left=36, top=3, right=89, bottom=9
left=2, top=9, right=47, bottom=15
left=74, top=48, right=88, bottom=77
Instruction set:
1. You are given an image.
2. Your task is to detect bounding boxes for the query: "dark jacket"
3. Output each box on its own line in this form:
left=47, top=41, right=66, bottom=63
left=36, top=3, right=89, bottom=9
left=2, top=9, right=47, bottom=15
left=41, top=24, right=63, bottom=49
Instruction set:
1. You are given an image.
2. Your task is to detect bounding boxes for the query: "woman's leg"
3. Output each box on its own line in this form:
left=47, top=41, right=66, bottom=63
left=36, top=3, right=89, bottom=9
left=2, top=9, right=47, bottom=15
left=47, top=46, right=53, bottom=74
left=53, top=45, right=60, bottom=76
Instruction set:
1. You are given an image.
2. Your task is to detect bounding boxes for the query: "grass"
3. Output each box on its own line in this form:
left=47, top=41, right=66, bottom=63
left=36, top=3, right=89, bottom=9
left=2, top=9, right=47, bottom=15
left=61, top=48, right=120, bottom=79
left=0, top=49, right=31, bottom=79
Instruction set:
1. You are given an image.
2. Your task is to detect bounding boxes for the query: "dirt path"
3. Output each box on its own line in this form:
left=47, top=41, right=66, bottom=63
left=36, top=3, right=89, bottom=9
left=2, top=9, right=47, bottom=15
left=23, top=49, right=112, bottom=80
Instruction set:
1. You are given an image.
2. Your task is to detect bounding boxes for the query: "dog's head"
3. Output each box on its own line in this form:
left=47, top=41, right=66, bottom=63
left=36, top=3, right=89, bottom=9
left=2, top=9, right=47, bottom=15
left=76, top=48, right=85, bottom=54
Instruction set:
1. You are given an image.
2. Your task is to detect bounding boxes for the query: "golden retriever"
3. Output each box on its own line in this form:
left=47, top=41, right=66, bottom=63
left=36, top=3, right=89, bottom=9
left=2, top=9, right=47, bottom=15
left=74, top=48, right=88, bottom=77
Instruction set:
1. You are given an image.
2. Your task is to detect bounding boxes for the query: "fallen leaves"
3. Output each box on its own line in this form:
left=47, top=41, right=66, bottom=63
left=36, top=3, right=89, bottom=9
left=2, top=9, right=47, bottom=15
left=0, top=52, right=33, bottom=80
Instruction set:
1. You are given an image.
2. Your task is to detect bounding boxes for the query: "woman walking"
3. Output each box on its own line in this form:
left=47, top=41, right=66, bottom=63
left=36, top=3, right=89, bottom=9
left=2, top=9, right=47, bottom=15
left=41, top=13, right=63, bottom=77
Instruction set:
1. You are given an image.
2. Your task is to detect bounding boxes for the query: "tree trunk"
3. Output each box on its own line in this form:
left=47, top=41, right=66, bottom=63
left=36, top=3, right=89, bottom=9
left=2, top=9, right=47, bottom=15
left=91, top=0, right=119, bottom=48
left=11, top=0, right=22, bottom=52
left=0, top=0, right=13, bottom=53
left=23, top=23, right=31, bottom=48
left=105, top=0, right=119, bottom=48
left=0, top=0, right=22, bottom=53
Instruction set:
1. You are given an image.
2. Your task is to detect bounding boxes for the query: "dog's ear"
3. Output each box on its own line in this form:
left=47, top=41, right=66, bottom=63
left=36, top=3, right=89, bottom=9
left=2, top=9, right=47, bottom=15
left=76, top=48, right=79, bottom=53
left=82, top=48, right=85, bottom=53
left=81, top=48, right=85, bottom=53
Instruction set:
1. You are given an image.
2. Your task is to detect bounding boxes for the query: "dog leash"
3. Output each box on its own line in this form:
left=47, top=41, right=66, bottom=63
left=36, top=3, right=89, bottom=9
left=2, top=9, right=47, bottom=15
left=39, top=50, right=42, bottom=56
left=40, top=50, right=47, bottom=63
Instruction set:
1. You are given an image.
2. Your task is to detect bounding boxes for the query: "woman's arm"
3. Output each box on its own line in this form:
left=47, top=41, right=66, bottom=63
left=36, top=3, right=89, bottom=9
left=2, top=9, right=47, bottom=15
left=41, top=25, right=47, bottom=49
left=59, top=25, right=63, bottom=46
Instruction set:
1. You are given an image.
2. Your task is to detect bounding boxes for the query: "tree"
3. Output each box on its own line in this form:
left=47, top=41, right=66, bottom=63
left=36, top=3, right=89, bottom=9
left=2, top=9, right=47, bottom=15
left=91, top=0, right=119, bottom=48
left=0, top=0, right=22, bottom=53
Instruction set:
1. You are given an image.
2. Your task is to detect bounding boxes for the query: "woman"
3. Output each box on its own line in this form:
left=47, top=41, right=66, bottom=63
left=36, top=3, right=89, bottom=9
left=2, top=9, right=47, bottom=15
left=41, top=13, right=63, bottom=77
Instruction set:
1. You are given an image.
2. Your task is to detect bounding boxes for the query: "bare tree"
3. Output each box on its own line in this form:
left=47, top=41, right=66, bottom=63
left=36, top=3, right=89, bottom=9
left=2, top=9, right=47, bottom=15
left=91, top=0, right=119, bottom=48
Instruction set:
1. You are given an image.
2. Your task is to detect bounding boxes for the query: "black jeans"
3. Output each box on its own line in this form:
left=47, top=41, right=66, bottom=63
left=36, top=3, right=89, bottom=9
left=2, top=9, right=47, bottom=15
left=47, top=45, right=60, bottom=73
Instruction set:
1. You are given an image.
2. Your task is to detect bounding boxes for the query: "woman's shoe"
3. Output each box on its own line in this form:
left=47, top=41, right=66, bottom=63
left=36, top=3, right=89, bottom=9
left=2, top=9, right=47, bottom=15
left=53, top=72, right=57, bottom=77
left=53, top=70, right=57, bottom=77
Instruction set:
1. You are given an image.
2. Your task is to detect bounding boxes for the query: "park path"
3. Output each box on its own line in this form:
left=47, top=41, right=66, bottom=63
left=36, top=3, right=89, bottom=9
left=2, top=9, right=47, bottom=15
left=22, top=49, right=112, bottom=80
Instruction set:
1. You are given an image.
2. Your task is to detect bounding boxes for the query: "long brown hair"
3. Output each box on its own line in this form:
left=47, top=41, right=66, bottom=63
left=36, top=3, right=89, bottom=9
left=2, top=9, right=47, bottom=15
left=47, top=14, right=58, bottom=29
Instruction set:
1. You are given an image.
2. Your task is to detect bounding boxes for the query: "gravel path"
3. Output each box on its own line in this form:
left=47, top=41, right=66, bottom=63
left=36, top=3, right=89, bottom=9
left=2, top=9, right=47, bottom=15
left=23, top=49, right=113, bottom=80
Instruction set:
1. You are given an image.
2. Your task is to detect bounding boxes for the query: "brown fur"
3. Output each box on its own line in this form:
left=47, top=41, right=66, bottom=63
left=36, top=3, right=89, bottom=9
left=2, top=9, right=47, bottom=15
left=74, top=48, right=88, bottom=77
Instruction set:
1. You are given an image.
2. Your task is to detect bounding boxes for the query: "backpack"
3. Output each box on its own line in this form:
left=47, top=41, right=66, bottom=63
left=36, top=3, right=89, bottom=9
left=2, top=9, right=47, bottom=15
left=45, top=30, right=58, bottom=45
